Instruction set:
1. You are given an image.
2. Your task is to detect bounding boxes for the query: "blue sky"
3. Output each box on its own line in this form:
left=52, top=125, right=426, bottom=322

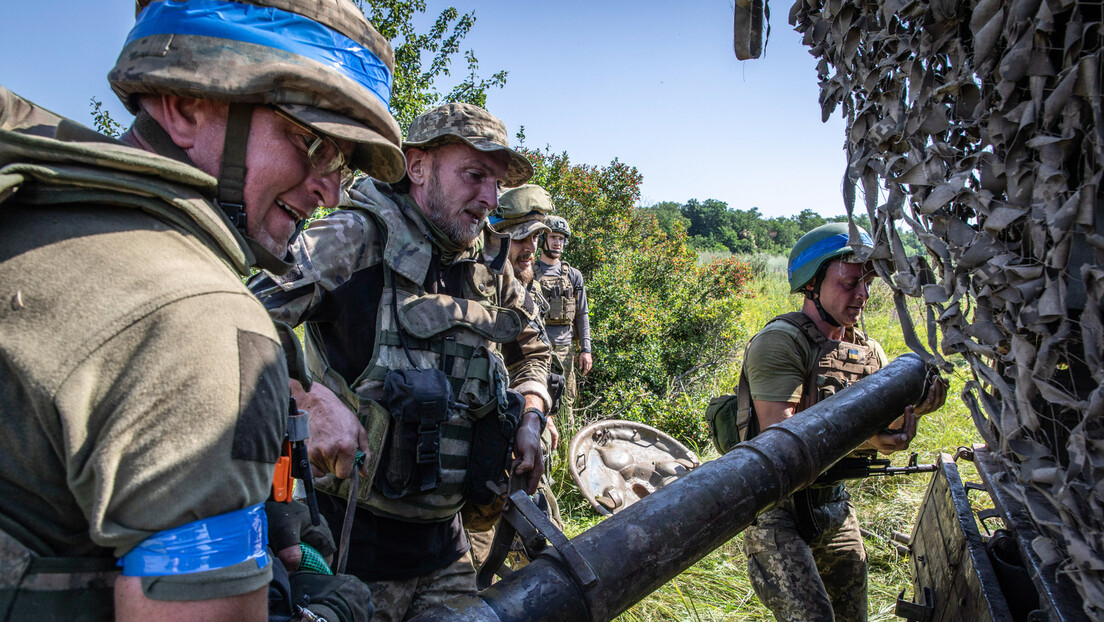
left=1, top=1, right=851, bottom=218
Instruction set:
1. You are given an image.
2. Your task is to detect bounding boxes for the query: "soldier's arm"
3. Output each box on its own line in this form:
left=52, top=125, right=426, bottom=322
left=116, top=581, right=265, bottom=622
left=500, top=272, right=552, bottom=494
left=500, top=275, right=553, bottom=410
left=572, top=268, right=593, bottom=354
left=248, top=209, right=381, bottom=327
left=744, top=329, right=807, bottom=431
left=752, top=399, right=800, bottom=429
left=249, top=209, right=382, bottom=478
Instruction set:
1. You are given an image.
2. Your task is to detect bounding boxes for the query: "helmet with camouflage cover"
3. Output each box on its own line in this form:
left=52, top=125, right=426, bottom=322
left=788, top=222, right=873, bottom=293
left=546, top=214, right=571, bottom=238
left=403, top=102, right=533, bottom=188
left=489, top=184, right=553, bottom=240
left=110, top=0, right=404, bottom=183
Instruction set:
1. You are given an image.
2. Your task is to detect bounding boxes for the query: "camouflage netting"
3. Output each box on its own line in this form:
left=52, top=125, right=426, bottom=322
left=780, top=0, right=1103, bottom=617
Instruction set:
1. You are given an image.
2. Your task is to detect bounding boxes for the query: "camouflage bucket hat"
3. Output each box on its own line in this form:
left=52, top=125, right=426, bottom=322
left=111, top=0, right=405, bottom=182
left=403, top=102, right=533, bottom=187
left=490, top=184, right=553, bottom=240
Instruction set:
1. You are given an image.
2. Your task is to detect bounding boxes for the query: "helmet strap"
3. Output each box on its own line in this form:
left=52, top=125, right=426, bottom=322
left=216, top=103, right=253, bottom=235
left=807, top=274, right=842, bottom=328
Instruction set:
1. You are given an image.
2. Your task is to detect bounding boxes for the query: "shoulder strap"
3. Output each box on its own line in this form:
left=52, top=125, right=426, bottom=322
left=761, top=311, right=838, bottom=413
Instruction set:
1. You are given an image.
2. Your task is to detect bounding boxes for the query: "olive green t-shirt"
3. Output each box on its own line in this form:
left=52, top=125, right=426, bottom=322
left=0, top=204, right=287, bottom=601
left=744, top=318, right=888, bottom=405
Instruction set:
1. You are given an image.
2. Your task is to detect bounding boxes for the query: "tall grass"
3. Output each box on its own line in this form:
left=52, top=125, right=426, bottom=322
left=555, top=267, right=983, bottom=621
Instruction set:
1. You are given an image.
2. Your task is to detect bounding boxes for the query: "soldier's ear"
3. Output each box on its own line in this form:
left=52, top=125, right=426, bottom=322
left=406, top=147, right=430, bottom=186
left=153, top=95, right=227, bottom=150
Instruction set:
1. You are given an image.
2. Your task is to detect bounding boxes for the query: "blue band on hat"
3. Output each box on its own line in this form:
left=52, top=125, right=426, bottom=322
left=119, top=503, right=270, bottom=576
left=788, top=231, right=873, bottom=280
left=127, top=0, right=391, bottom=110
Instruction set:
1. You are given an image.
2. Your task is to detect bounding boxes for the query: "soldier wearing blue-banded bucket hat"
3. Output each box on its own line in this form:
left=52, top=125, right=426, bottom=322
left=0, top=1, right=403, bottom=620
left=723, top=223, right=947, bottom=622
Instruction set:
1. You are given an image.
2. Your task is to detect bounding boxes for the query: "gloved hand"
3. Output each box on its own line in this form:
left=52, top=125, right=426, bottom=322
left=266, top=500, right=336, bottom=571
left=290, top=571, right=374, bottom=622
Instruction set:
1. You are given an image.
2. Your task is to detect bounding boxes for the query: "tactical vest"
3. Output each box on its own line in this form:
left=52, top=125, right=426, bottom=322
left=307, top=192, right=524, bottom=523
left=0, top=89, right=248, bottom=619
left=540, top=261, right=576, bottom=325
left=734, top=312, right=882, bottom=445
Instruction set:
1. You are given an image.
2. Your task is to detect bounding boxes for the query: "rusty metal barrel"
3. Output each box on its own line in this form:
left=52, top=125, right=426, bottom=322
left=411, top=353, right=931, bottom=622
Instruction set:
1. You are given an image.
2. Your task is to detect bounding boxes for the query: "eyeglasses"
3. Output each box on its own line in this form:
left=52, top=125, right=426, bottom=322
left=271, top=107, right=352, bottom=181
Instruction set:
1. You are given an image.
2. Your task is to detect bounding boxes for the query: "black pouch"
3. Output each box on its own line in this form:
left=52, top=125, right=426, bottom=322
left=464, top=389, right=524, bottom=508
left=377, top=367, right=454, bottom=499
left=547, top=373, right=566, bottom=416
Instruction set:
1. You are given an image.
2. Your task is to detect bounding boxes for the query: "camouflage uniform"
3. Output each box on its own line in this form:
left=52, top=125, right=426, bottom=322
left=536, top=258, right=591, bottom=426
left=740, top=314, right=887, bottom=622
left=0, top=89, right=287, bottom=617
left=466, top=186, right=563, bottom=573
left=250, top=103, right=547, bottom=620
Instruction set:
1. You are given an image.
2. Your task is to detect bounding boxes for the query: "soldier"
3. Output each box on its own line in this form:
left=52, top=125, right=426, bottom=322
left=249, top=102, right=551, bottom=621
left=536, top=214, right=593, bottom=427
left=466, top=184, right=565, bottom=571
left=736, top=223, right=947, bottom=622
left=0, top=1, right=401, bottom=620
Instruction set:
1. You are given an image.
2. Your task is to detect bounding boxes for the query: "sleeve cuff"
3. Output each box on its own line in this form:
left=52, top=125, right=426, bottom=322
left=514, top=379, right=552, bottom=412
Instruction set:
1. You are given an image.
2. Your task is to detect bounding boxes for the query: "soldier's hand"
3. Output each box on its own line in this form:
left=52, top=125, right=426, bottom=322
left=290, top=380, right=369, bottom=479
left=914, top=375, right=948, bottom=416
left=578, top=351, right=593, bottom=375
left=266, top=500, right=335, bottom=571
left=512, top=410, right=545, bottom=495
left=546, top=417, right=560, bottom=451
left=866, top=406, right=918, bottom=455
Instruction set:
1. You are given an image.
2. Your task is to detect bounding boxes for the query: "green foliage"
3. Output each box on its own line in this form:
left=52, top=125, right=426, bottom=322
left=521, top=146, right=752, bottom=450
left=356, top=0, right=507, bottom=130
left=89, top=97, right=122, bottom=138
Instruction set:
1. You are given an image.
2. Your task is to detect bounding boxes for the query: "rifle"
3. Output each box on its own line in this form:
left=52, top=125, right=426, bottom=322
left=819, top=452, right=937, bottom=482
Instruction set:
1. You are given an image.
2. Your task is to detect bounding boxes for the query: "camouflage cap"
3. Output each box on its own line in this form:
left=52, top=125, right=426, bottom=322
left=403, top=102, right=533, bottom=187
left=489, top=184, right=554, bottom=239
left=111, top=0, right=405, bottom=182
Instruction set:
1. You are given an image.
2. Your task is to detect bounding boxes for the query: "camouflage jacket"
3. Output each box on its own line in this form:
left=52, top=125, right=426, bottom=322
left=250, top=179, right=551, bottom=520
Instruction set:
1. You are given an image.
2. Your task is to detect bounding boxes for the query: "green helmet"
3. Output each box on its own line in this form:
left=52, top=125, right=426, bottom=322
left=110, top=0, right=404, bottom=182
left=546, top=215, right=571, bottom=238
left=788, top=223, right=874, bottom=293
left=490, top=184, right=552, bottom=240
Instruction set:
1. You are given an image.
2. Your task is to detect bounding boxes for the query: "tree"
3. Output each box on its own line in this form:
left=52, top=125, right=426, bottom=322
left=356, top=0, right=507, bottom=130
left=639, top=201, right=690, bottom=239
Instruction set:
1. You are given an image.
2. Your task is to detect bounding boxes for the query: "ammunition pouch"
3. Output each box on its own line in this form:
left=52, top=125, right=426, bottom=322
left=706, top=392, right=747, bottom=453
left=540, top=267, right=576, bottom=325
left=0, top=528, right=117, bottom=621
left=461, top=389, right=524, bottom=530
left=377, top=367, right=455, bottom=498
left=547, top=372, right=566, bottom=417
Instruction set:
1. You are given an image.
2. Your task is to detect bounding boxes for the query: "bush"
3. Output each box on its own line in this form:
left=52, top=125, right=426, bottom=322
left=520, top=146, right=753, bottom=449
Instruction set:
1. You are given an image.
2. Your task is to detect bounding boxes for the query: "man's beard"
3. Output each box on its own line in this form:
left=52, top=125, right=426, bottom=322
left=425, top=173, right=485, bottom=247
left=515, top=261, right=534, bottom=285
left=542, top=245, right=561, bottom=260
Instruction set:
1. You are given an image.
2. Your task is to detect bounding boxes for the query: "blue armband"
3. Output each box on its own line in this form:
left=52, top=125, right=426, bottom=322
left=119, top=503, right=270, bottom=577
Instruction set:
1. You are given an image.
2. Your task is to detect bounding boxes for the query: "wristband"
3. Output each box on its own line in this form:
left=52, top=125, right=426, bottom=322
left=523, top=406, right=547, bottom=432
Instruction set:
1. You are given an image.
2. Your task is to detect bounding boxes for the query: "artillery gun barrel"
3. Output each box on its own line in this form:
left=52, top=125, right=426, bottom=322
left=411, top=353, right=931, bottom=622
